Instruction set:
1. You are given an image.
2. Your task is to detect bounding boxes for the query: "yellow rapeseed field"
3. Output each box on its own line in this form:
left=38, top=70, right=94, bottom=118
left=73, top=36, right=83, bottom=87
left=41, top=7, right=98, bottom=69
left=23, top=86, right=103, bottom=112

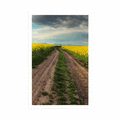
left=32, top=43, right=53, bottom=51
left=62, top=46, right=88, bottom=56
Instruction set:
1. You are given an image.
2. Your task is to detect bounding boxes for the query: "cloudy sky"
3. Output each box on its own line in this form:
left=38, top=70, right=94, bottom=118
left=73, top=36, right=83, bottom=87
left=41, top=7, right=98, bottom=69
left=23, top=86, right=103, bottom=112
left=32, top=15, right=88, bottom=46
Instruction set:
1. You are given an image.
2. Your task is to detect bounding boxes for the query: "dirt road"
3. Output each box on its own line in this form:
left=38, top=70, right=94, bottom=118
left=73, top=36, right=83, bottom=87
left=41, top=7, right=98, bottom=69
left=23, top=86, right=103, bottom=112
left=32, top=50, right=59, bottom=105
left=64, top=51, right=88, bottom=104
left=32, top=49, right=88, bottom=105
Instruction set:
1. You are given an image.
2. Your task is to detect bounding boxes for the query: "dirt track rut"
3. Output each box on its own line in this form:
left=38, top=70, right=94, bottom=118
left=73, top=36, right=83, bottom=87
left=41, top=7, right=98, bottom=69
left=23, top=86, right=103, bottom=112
left=64, top=51, right=88, bottom=104
left=32, top=50, right=59, bottom=105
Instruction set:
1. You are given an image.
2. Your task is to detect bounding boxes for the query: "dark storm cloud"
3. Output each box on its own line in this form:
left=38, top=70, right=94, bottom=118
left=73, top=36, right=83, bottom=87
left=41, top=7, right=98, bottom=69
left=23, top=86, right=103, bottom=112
left=32, top=15, right=88, bottom=28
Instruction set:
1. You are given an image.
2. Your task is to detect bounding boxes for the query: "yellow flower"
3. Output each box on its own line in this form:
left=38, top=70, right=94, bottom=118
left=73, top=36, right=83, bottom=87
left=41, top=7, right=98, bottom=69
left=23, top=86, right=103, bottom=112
left=32, top=43, right=53, bottom=51
left=62, top=46, right=88, bottom=57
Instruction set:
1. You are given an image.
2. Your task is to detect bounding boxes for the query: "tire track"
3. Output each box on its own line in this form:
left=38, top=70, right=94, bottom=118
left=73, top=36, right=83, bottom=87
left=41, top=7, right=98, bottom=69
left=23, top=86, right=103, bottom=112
left=32, top=50, right=59, bottom=105
left=64, top=51, right=88, bottom=105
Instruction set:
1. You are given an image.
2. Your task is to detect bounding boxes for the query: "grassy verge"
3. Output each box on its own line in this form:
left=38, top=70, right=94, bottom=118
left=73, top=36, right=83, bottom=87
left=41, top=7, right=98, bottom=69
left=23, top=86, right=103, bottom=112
left=63, top=49, right=88, bottom=68
left=52, top=50, right=81, bottom=105
left=32, top=47, right=55, bottom=68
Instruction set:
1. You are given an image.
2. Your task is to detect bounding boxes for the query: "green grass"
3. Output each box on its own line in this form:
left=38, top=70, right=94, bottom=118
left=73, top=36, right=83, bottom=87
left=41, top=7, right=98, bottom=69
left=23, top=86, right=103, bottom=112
left=63, top=49, right=88, bottom=68
left=32, top=47, right=55, bottom=68
left=53, top=50, right=81, bottom=105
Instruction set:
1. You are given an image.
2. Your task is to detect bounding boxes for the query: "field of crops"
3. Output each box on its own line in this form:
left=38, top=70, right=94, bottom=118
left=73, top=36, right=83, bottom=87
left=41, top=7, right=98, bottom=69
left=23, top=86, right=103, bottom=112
left=62, top=46, right=88, bottom=68
left=32, top=43, right=55, bottom=68
left=32, top=43, right=88, bottom=105
left=32, top=44, right=88, bottom=68
left=32, top=43, right=54, bottom=51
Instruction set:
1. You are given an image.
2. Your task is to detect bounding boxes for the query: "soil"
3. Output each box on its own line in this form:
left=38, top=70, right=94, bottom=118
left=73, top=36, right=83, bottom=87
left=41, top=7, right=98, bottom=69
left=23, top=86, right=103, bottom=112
left=32, top=50, right=59, bottom=105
